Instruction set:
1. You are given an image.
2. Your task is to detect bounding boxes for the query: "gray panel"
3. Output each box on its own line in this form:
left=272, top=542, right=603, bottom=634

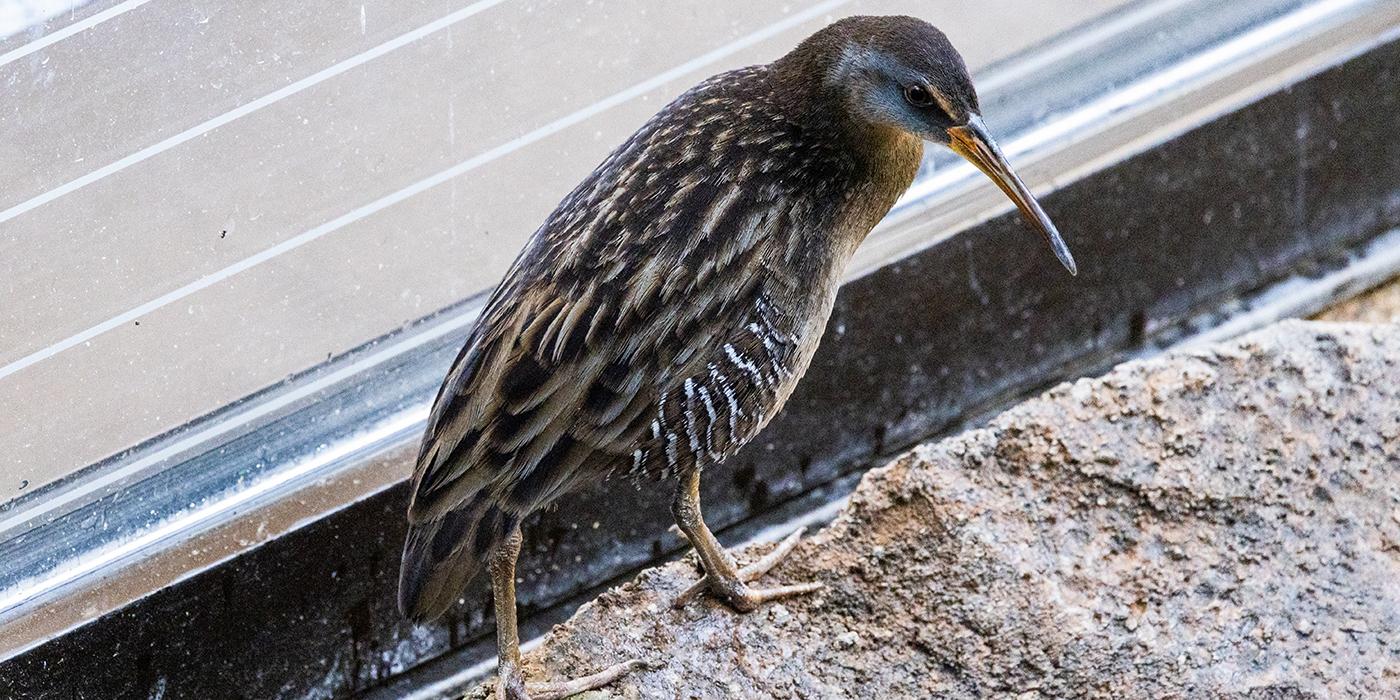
left=0, top=0, right=1126, bottom=500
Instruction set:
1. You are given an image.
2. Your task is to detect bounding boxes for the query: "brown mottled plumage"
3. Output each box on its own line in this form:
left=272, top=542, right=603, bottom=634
left=400, top=15, right=1075, bottom=699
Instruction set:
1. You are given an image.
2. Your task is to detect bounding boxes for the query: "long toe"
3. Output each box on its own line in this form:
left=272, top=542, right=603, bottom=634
left=674, top=527, right=812, bottom=609
left=525, top=659, right=648, bottom=700
left=736, top=526, right=806, bottom=581
left=728, top=580, right=824, bottom=611
left=684, top=573, right=824, bottom=613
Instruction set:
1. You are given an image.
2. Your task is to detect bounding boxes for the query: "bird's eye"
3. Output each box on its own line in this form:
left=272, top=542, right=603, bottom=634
left=903, top=84, right=936, bottom=108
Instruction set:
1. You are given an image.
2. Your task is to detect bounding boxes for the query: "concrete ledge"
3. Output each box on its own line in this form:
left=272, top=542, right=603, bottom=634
left=499, top=320, right=1400, bottom=698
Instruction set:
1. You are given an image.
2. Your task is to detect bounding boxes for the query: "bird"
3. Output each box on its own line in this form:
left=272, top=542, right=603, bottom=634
left=398, top=14, right=1076, bottom=700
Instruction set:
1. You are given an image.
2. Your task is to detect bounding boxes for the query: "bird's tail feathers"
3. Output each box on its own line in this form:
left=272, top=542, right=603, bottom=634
left=398, top=495, right=516, bottom=622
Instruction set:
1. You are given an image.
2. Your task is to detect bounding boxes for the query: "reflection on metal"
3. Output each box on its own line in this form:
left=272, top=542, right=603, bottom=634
left=1171, top=227, right=1400, bottom=351
left=3, top=0, right=1400, bottom=671
left=0, top=300, right=479, bottom=655
left=0, top=0, right=108, bottom=46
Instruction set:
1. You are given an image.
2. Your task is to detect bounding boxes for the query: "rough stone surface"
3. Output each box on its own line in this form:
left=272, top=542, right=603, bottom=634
left=1317, top=276, right=1400, bottom=323
left=479, top=321, right=1400, bottom=699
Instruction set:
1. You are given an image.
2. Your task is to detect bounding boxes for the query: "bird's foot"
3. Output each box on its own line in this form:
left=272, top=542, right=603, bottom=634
left=496, top=658, right=646, bottom=700
left=673, top=527, right=823, bottom=611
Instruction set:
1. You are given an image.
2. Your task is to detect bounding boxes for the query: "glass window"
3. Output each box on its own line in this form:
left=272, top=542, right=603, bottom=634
left=1, top=1, right=1132, bottom=506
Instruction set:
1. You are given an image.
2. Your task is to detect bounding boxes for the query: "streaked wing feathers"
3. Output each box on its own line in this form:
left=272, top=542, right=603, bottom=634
left=406, top=70, right=799, bottom=523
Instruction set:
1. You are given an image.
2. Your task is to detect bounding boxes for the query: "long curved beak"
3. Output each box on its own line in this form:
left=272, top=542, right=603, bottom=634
left=947, top=117, right=1077, bottom=276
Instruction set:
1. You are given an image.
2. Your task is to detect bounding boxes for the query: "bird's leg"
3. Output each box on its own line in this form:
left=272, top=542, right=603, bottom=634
left=670, top=466, right=822, bottom=611
left=488, top=527, right=530, bottom=700
left=489, top=525, right=643, bottom=700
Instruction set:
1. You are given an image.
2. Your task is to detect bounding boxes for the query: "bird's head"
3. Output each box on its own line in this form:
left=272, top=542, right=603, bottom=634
left=787, top=15, right=1077, bottom=275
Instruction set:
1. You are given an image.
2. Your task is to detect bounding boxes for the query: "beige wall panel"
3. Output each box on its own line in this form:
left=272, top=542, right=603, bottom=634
left=2, top=0, right=1128, bottom=500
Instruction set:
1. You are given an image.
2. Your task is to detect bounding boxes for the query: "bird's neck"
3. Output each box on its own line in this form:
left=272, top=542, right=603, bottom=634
left=824, top=123, right=925, bottom=257
left=767, top=122, right=922, bottom=316
left=850, top=125, right=924, bottom=224
left=766, top=57, right=924, bottom=240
